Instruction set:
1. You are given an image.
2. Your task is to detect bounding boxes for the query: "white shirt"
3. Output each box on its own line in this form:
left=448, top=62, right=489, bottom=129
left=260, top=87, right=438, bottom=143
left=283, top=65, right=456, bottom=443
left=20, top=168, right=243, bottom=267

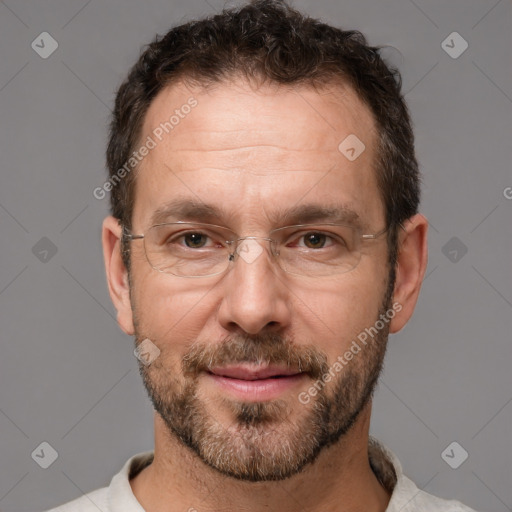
left=46, top=437, right=478, bottom=511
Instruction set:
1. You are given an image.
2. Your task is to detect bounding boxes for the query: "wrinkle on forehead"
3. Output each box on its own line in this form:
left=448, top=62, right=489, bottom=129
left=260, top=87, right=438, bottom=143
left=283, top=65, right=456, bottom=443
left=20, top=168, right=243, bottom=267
left=132, top=77, right=382, bottom=231
left=140, top=78, right=376, bottom=156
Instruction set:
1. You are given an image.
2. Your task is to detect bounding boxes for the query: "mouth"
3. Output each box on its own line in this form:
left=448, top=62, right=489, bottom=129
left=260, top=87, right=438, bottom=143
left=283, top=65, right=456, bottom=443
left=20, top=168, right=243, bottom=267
left=209, top=364, right=304, bottom=380
left=205, top=364, right=307, bottom=401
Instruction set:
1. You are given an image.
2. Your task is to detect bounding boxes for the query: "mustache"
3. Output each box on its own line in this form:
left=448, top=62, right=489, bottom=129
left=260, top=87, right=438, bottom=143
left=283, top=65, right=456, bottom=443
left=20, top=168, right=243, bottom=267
left=182, top=333, right=329, bottom=380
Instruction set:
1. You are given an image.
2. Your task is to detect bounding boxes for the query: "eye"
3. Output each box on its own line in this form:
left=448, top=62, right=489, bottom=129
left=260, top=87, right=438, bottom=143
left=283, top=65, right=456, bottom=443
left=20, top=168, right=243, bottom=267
left=171, top=229, right=231, bottom=250
left=301, top=232, right=330, bottom=249
left=182, top=232, right=210, bottom=248
left=151, top=224, right=233, bottom=252
left=289, top=231, right=338, bottom=249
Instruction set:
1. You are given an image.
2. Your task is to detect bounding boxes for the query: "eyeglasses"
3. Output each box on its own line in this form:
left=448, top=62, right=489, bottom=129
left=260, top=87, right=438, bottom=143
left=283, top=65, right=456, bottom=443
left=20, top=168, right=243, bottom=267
left=122, top=222, right=387, bottom=278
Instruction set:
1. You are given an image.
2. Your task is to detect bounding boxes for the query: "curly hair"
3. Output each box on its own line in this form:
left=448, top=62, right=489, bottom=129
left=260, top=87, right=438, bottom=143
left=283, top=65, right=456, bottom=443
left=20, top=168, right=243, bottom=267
left=106, top=0, right=420, bottom=273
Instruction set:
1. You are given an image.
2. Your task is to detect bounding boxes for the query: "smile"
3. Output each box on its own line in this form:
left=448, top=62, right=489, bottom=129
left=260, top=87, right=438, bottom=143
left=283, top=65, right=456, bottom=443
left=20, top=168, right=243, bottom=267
left=206, top=364, right=307, bottom=401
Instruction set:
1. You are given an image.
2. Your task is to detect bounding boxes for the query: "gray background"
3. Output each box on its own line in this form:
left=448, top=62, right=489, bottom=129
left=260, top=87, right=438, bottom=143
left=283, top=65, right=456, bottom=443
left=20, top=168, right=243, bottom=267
left=0, top=0, right=510, bottom=510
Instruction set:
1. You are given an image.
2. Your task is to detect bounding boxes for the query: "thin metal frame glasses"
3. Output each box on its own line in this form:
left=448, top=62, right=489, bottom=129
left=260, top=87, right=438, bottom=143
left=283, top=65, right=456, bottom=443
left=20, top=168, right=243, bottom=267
left=123, top=221, right=387, bottom=278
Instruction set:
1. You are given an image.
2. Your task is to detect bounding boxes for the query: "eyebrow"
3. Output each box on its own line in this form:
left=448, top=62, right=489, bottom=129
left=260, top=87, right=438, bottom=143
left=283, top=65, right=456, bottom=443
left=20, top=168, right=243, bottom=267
left=149, top=199, right=228, bottom=226
left=271, top=204, right=362, bottom=228
left=148, top=199, right=363, bottom=229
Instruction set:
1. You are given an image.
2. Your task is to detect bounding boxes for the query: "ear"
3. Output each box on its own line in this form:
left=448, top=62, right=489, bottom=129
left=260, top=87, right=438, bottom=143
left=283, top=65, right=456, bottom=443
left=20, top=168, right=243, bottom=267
left=389, top=213, right=428, bottom=333
left=102, top=216, right=135, bottom=335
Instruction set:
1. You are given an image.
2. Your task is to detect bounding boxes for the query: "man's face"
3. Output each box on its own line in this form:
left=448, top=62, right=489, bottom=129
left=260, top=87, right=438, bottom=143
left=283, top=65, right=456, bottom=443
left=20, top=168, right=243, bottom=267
left=126, top=78, right=392, bottom=481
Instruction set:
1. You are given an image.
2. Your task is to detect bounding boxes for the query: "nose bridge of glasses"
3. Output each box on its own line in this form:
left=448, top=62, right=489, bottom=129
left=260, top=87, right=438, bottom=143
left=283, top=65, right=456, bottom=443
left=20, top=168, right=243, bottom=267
left=229, top=236, right=279, bottom=265
left=235, top=235, right=275, bottom=245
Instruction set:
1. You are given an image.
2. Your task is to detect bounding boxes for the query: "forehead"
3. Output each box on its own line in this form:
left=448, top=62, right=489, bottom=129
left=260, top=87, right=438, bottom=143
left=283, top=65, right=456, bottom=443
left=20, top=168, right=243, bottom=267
left=132, top=77, right=382, bottom=230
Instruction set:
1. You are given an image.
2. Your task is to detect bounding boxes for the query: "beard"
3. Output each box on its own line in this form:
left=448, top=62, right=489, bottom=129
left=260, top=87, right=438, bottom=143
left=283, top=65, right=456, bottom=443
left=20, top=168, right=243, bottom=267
left=134, top=286, right=392, bottom=482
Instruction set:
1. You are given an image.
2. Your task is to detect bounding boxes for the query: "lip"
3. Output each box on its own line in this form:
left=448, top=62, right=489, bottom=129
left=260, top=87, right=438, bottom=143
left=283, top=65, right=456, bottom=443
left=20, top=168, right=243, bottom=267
left=206, top=364, right=307, bottom=401
left=209, top=364, right=303, bottom=380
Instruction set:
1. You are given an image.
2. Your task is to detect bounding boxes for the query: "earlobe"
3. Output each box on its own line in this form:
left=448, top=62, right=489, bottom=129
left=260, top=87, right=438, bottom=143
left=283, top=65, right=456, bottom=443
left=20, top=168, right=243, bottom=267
left=102, top=216, right=135, bottom=335
left=389, top=213, right=428, bottom=334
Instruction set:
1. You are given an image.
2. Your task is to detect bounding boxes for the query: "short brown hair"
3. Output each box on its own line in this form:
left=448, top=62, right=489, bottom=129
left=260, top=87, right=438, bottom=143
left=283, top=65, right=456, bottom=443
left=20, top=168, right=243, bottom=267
left=107, top=0, right=420, bottom=273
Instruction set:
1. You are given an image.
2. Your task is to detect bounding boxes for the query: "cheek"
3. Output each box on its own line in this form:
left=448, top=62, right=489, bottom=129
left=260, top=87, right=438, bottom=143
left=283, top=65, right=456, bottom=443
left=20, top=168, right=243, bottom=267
left=132, top=271, right=216, bottom=345
left=291, top=271, right=388, bottom=359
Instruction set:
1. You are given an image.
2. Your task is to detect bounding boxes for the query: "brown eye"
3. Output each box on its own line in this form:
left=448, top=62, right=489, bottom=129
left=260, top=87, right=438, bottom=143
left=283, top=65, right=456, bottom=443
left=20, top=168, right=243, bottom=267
left=183, top=233, right=208, bottom=248
left=303, top=233, right=328, bottom=249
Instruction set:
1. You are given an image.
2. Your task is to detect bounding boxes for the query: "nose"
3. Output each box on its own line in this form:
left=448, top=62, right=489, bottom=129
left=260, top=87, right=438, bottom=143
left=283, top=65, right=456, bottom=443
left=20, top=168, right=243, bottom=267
left=217, top=238, right=292, bottom=335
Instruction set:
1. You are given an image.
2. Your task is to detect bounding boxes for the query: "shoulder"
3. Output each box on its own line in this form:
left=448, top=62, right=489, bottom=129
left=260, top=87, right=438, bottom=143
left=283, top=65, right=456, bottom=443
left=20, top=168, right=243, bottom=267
left=393, top=473, right=480, bottom=511
left=43, top=451, right=154, bottom=512
left=368, top=437, right=479, bottom=512
left=43, top=486, right=108, bottom=512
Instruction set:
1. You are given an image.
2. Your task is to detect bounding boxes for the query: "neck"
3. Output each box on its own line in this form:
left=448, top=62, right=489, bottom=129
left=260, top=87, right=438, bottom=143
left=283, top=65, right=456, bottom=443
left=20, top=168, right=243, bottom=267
left=130, top=403, right=391, bottom=512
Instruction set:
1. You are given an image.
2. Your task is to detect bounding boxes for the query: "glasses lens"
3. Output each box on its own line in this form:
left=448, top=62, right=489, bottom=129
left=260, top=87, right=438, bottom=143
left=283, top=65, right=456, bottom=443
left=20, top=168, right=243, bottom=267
left=144, top=223, right=233, bottom=277
left=272, top=224, right=362, bottom=277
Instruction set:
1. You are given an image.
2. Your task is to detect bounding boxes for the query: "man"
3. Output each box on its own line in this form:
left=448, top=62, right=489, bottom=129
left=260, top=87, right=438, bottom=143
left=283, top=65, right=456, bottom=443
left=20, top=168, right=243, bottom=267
left=48, top=1, right=478, bottom=510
